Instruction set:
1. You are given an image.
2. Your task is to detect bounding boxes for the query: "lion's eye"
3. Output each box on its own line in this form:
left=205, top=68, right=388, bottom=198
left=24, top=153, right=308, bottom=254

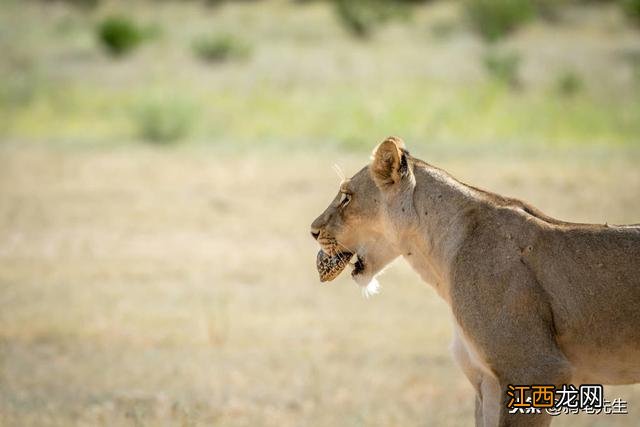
left=339, top=192, right=351, bottom=208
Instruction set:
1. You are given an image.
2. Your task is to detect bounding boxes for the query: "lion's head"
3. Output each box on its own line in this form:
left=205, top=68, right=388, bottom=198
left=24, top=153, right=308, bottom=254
left=310, top=137, right=417, bottom=294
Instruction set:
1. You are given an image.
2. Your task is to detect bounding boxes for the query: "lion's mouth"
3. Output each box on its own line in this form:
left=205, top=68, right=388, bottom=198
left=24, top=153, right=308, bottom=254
left=351, top=255, right=365, bottom=277
left=316, top=250, right=365, bottom=282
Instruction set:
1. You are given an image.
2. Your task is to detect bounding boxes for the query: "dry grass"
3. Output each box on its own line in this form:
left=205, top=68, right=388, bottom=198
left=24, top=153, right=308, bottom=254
left=1, top=144, right=639, bottom=426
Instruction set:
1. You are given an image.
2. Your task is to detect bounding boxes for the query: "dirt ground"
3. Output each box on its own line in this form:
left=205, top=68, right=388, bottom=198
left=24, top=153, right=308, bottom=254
left=1, top=143, right=639, bottom=426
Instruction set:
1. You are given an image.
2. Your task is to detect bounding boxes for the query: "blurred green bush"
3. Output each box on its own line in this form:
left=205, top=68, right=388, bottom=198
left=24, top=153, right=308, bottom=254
left=192, top=34, right=251, bottom=63
left=464, top=0, right=535, bottom=42
left=533, top=0, right=568, bottom=22
left=333, top=0, right=409, bottom=38
left=483, top=49, right=521, bottom=88
left=134, top=98, right=198, bottom=144
left=622, top=0, right=640, bottom=25
left=97, top=16, right=148, bottom=57
left=555, top=70, right=584, bottom=97
left=44, top=0, right=99, bottom=8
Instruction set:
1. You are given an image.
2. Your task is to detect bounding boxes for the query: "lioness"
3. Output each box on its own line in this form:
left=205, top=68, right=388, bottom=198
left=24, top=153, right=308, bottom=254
left=310, top=137, right=640, bottom=426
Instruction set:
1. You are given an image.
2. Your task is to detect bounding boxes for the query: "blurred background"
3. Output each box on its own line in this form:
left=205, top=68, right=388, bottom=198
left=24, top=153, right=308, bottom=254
left=0, top=0, right=639, bottom=426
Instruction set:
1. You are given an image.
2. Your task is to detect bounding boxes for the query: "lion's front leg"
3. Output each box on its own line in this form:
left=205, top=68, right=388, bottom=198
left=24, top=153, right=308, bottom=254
left=469, top=370, right=562, bottom=427
left=478, top=327, right=573, bottom=427
left=451, top=330, right=497, bottom=427
left=494, top=364, right=572, bottom=427
left=475, top=394, right=483, bottom=427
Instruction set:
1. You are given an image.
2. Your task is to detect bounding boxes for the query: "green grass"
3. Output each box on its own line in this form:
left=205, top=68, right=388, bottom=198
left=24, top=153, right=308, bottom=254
left=133, top=96, right=198, bottom=144
left=192, top=33, right=251, bottom=63
left=1, top=79, right=638, bottom=149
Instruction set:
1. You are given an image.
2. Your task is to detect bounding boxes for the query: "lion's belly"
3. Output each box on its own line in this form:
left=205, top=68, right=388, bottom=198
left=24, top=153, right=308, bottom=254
left=558, top=337, right=640, bottom=385
left=552, top=294, right=640, bottom=384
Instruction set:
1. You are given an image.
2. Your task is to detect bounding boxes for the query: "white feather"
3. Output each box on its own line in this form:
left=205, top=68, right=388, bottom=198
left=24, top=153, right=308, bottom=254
left=361, top=277, right=381, bottom=299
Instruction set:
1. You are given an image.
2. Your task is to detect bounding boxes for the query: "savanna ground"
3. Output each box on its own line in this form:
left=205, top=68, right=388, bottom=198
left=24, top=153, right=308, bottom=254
left=1, top=1, right=640, bottom=426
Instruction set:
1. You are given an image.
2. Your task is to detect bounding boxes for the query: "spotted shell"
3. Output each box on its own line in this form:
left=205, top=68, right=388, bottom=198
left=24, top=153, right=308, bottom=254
left=316, top=250, right=353, bottom=282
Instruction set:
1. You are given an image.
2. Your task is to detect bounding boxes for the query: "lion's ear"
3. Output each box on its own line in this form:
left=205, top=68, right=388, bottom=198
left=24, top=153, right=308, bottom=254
left=371, top=136, right=409, bottom=189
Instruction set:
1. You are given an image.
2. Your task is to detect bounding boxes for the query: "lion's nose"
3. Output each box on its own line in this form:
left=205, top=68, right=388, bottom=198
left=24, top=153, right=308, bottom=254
left=310, top=229, right=320, bottom=240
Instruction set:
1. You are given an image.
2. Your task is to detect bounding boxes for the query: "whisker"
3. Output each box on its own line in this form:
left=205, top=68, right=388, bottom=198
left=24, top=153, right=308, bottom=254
left=334, top=245, right=347, bottom=263
left=335, top=241, right=354, bottom=265
left=336, top=242, right=352, bottom=255
left=332, top=164, right=345, bottom=183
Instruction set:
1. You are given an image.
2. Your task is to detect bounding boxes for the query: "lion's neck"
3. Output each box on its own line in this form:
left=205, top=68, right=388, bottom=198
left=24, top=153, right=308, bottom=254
left=398, top=164, right=484, bottom=302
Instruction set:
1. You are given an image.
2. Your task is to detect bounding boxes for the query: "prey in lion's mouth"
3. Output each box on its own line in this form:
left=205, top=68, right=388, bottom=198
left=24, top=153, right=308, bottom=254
left=316, top=249, right=365, bottom=282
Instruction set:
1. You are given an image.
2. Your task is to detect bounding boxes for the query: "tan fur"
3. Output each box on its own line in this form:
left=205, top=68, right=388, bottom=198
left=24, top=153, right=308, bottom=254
left=311, top=137, right=640, bottom=426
